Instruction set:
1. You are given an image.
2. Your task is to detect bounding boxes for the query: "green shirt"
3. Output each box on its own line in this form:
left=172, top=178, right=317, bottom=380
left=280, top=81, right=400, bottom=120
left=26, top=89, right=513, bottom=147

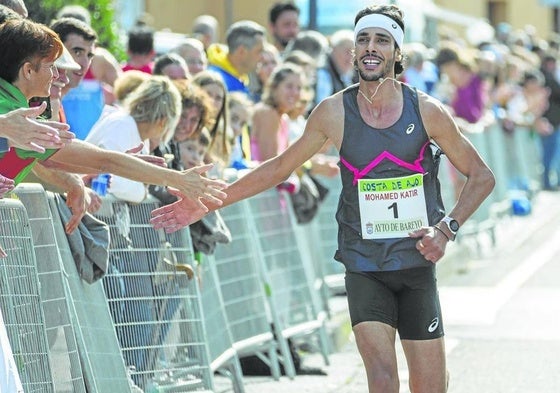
left=0, top=77, right=57, bottom=184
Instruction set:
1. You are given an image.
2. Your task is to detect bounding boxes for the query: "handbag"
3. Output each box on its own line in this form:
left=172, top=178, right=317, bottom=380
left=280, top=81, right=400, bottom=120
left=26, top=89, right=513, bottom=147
left=289, top=172, right=329, bottom=224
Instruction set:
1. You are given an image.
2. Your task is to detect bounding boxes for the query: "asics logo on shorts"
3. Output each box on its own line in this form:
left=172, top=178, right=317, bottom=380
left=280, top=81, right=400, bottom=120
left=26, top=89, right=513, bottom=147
left=405, top=123, right=415, bottom=134
left=427, top=317, right=439, bottom=333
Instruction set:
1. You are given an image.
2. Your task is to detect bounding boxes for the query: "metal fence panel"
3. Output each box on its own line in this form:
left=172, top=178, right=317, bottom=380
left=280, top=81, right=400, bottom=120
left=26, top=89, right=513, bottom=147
left=245, top=189, right=330, bottom=372
left=198, top=254, right=245, bottom=392
left=96, top=196, right=214, bottom=392
left=0, top=197, right=54, bottom=392
left=14, top=184, right=86, bottom=393
left=45, top=193, right=131, bottom=393
left=213, top=200, right=281, bottom=380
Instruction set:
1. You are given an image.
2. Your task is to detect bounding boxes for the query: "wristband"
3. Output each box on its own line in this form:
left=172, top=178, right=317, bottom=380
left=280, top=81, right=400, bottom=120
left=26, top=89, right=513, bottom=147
left=433, top=225, right=450, bottom=241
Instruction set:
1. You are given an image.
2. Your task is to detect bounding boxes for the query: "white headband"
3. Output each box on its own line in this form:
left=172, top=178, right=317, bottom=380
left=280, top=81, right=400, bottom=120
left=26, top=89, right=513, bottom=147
left=354, top=14, right=404, bottom=49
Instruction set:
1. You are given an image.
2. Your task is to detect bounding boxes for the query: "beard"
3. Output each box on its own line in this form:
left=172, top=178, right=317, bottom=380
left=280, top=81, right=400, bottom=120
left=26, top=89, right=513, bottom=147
left=354, top=57, right=394, bottom=82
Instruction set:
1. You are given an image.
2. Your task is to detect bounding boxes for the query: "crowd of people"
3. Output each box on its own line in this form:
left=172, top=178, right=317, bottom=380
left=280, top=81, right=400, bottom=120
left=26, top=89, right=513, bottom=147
left=1, top=0, right=559, bottom=391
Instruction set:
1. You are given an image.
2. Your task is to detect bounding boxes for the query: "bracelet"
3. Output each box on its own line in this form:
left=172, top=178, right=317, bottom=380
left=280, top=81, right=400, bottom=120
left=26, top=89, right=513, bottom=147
left=433, top=225, right=450, bottom=241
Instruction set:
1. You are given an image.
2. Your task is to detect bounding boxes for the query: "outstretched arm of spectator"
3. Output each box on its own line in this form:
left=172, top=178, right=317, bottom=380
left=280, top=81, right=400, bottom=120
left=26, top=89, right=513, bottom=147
left=32, top=164, right=87, bottom=234
left=41, top=139, right=227, bottom=210
left=0, top=103, right=75, bottom=153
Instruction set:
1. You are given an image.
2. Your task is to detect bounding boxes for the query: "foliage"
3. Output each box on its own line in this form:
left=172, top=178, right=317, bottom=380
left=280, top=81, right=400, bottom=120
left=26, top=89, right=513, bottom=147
left=25, top=0, right=126, bottom=62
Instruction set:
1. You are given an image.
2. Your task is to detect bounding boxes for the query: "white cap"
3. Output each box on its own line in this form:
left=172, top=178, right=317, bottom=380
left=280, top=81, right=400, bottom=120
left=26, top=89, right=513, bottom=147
left=55, top=46, right=80, bottom=71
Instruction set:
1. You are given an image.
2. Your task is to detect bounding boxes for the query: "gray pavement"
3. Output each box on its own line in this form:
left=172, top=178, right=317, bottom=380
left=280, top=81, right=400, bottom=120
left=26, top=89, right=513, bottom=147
left=215, top=190, right=560, bottom=393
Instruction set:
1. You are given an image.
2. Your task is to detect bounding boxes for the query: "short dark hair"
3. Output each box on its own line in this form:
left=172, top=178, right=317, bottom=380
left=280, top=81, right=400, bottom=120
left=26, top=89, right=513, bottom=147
left=50, top=17, right=97, bottom=43
left=354, top=4, right=405, bottom=75
left=269, top=1, right=300, bottom=24
left=0, top=18, right=63, bottom=83
left=153, top=52, right=187, bottom=76
left=127, top=24, right=154, bottom=55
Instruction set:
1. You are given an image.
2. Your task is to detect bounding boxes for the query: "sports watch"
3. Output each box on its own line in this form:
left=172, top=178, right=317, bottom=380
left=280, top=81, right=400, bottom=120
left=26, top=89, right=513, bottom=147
left=440, top=216, right=459, bottom=241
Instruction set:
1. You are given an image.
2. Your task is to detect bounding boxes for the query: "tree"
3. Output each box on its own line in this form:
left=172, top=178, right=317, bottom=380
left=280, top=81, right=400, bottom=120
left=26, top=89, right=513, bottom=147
left=25, top=0, right=125, bottom=62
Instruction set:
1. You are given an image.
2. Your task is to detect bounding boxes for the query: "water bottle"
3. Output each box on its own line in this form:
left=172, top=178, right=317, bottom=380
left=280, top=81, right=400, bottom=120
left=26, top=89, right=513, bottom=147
left=91, top=173, right=109, bottom=196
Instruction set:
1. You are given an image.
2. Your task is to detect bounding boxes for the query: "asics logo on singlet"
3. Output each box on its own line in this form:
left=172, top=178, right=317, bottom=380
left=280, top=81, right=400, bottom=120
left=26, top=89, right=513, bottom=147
left=427, top=317, right=439, bottom=333
left=405, top=123, right=415, bottom=134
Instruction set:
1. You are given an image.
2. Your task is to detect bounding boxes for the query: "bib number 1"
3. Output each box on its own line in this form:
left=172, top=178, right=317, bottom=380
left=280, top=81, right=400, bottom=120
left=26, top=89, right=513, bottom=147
left=358, top=173, right=429, bottom=239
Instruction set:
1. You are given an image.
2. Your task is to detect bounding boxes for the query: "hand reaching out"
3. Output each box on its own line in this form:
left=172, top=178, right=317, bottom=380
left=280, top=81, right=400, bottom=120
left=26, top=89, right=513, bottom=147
left=175, top=163, right=227, bottom=210
left=151, top=187, right=209, bottom=233
left=0, top=103, right=74, bottom=153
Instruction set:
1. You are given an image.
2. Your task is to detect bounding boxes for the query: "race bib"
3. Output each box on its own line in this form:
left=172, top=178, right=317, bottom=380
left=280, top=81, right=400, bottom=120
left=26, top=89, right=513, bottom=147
left=358, top=173, right=429, bottom=239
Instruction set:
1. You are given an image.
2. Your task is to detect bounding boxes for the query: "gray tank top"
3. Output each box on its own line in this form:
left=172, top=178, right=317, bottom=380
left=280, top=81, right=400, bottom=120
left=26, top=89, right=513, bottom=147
left=334, top=83, right=445, bottom=272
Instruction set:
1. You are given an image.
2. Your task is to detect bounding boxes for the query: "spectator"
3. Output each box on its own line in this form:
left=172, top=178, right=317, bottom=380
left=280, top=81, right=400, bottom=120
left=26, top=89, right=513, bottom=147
left=172, top=37, right=207, bottom=76
left=539, top=53, right=560, bottom=190
left=207, top=20, right=266, bottom=96
left=122, top=24, right=156, bottom=74
left=401, top=42, right=431, bottom=93
left=249, top=41, right=281, bottom=102
left=435, top=41, right=489, bottom=125
left=112, top=70, right=151, bottom=106
left=150, top=79, right=212, bottom=204
left=506, top=69, right=551, bottom=133
left=50, top=17, right=100, bottom=140
left=251, top=63, right=303, bottom=162
left=435, top=41, right=491, bottom=200
left=284, top=29, right=330, bottom=67
left=0, top=18, right=226, bottom=207
left=227, top=91, right=254, bottom=169
left=268, top=1, right=300, bottom=53
left=192, top=14, right=218, bottom=51
left=55, top=5, right=123, bottom=121
left=192, top=71, right=231, bottom=170
left=284, top=29, right=330, bottom=102
left=48, top=46, right=81, bottom=122
left=315, top=28, right=355, bottom=104
left=85, top=76, right=182, bottom=203
left=153, top=52, right=190, bottom=80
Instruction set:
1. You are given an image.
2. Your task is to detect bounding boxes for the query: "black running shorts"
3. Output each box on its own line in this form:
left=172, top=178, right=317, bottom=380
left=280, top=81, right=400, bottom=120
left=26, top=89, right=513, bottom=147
left=345, top=266, right=444, bottom=340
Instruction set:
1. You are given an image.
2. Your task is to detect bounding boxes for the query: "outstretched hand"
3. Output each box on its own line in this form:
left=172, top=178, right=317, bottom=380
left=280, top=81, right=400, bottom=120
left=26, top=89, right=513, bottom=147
left=64, top=182, right=87, bottom=234
left=151, top=187, right=209, bottom=233
left=2, top=103, right=74, bottom=152
left=176, top=163, right=227, bottom=209
left=409, top=226, right=447, bottom=264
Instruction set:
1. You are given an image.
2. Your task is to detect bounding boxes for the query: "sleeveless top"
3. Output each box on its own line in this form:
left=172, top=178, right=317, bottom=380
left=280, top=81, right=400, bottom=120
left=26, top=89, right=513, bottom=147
left=250, top=113, right=290, bottom=162
left=334, top=83, right=445, bottom=272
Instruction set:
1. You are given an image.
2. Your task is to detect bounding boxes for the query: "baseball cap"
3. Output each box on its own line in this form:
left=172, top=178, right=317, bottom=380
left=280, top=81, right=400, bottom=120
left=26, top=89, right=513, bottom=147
left=55, top=46, right=80, bottom=71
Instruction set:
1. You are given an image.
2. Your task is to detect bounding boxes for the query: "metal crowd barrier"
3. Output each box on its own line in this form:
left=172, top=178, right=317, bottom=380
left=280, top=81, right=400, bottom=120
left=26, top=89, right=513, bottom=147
left=211, top=200, right=282, bottom=380
left=14, top=184, right=86, bottom=393
left=197, top=254, right=245, bottom=392
left=45, top=193, right=131, bottom=392
left=245, top=189, right=330, bottom=373
left=308, top=175, right=346, bottom=295
left=95, top=195, right=214, bottom=392
left=0, top=195, right=54, bottom=392
left=443, top=115, right=544, bottom=248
